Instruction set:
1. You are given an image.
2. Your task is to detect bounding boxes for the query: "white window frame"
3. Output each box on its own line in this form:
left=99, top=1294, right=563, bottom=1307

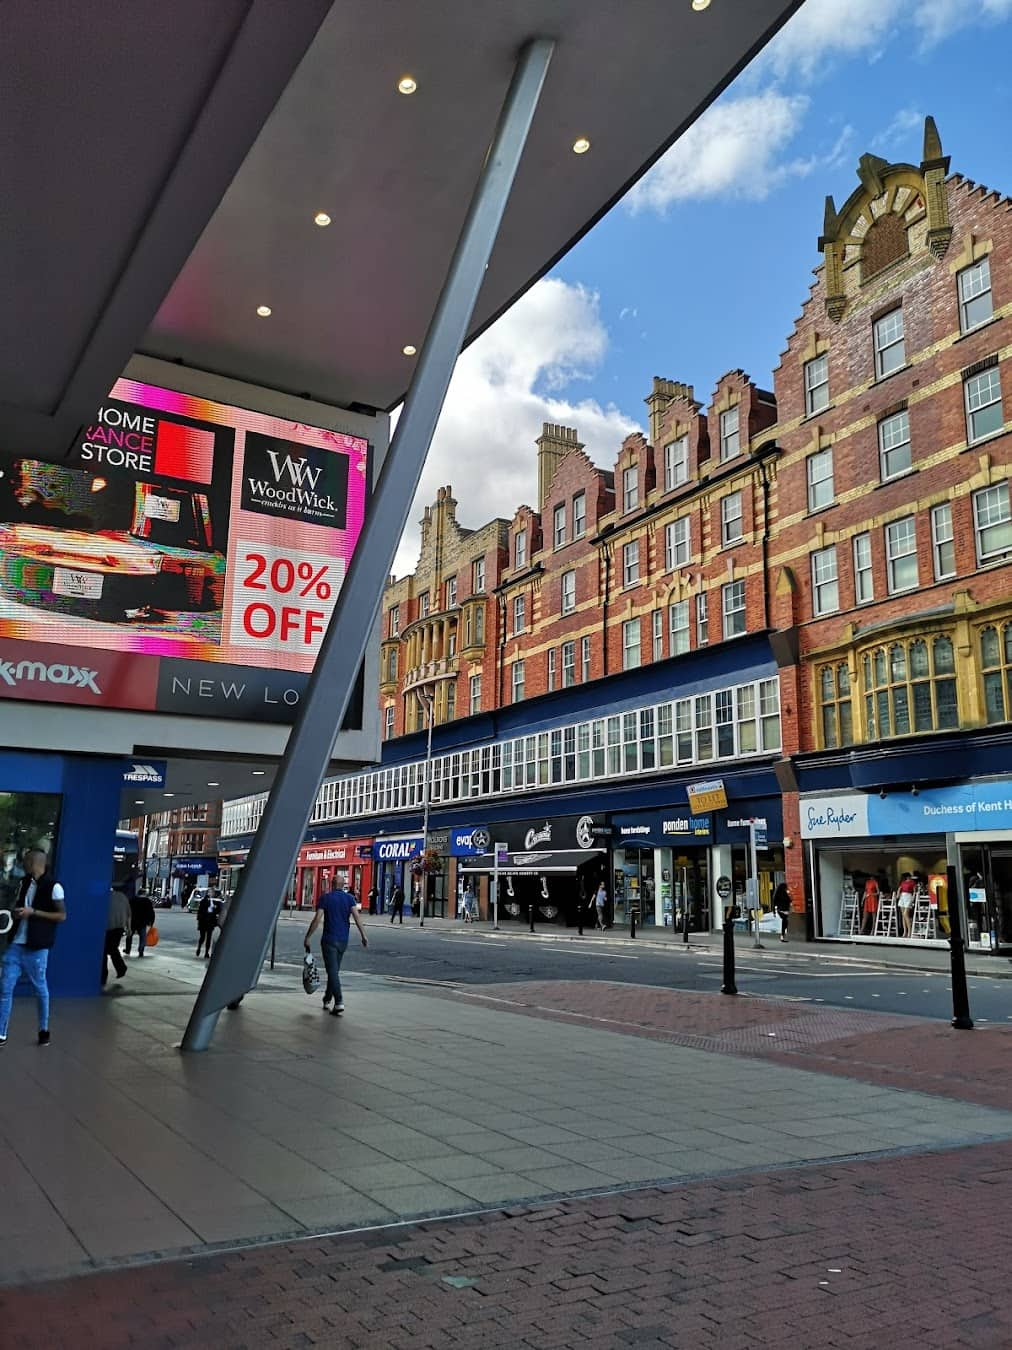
left=721, top=580, right=746, bottom=638
left=514, top=528, right=527, bottom=569
left=622, top=618, right=641, bottom=670
left=622, top=539, right=641, bottom=588
left=652, top=609, right=664, bottom=661
left=623, top=464, right=639, bottom=513
left=562, top=640, right=576, bottom=688
left=511, top=660, right=525, bottom=703
left=547, top=648, right=557, bottom=692
left=664, top=435, right=689, bottom=491
left=553, top=503, right=567, bottom=549
left=445, top=576, right=457, bottom=608
left=664, top=517, right=690, bottom=571
left=696, top=592, right=709, bottom=646
left=512, top=593, right=526, bottom=634
left=581, top=635, right=591, bottom=683
left=806, top=448, right=834, bottom=512
left=389, top=604, right=400, bottom=637
left=720, top=491, right=743, bottom=546
left=804, top=353, right=830, bottom=415
left=384, top=705, right=395, bottom=740
left=878, top=409, right=911, bottom=480
left=469, top=674, right=482, bottom=715
left=885, top=516, right=918, bottom=594
left=669, top=599, right=690, bottom=656
left=418, top=591, right=429, bottom=618
left=719, top=405, right=740, bottom=461
left=472, top=557, right=485, bottom=593
left=874, top=308, right=905, bottom=378
left=973, top=482, right=1012, bottom=563
left=965, top=367, right=1004, bottom=444
left=561, top=569, right=576, bottom=615
left=958, top=257, right=993, bottom=333
left=853, top=532, right=874, bottom=604
left=572, top=491, right=586, bottom=539
left=811, top=546, right=839, bottom=616
left=931, top=503, right=956, bottom=580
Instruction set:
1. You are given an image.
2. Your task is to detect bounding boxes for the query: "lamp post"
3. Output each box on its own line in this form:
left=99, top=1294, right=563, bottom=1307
left=416, top=685, right=435, bottom=927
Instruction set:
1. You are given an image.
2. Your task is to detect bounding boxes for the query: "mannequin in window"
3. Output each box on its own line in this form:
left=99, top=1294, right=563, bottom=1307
left=861, top=874, right=880, bottom=935
left=897, top=872, right=916, bottom=937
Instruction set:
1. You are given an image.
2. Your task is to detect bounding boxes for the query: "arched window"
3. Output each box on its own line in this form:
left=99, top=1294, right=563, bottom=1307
left=861, top=634, right=958, bottom=739
left=981, top=624, right=1012, bottom=724
left=818, top=663, right=852, bottom=749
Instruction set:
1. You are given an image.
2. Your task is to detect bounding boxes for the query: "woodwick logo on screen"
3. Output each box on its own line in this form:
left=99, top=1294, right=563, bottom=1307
left=241, top=432, right=348, bottom=528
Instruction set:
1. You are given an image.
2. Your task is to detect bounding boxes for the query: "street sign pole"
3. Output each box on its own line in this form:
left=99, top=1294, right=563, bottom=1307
left=750, top=819, right=763, bottom=950
left=493, top=842, right=506, bottom=931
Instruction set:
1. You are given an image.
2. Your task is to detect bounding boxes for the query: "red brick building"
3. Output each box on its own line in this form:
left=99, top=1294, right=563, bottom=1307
left=333, top=117, right=1012, bottom=949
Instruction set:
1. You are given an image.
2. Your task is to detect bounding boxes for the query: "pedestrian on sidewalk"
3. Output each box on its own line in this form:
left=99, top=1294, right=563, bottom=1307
left=304, top=881, right=368, bottom=1016
left=0, top=849, right=65, bottom=1047
left=772, top=881, right=792, bottom=942
left=389, top=883, right=405, bottom=924
left=125, top=889, right=156, bottom=957
left=594, top=881, right=607, bottom=930
left=195, top=889, right=222, bottom=958
left=462, top=881, right=477, bottom=923
left=102, top=887, right=130, bottom=986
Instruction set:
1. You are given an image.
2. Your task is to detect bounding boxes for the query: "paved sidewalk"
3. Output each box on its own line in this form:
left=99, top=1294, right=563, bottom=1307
left=3, top=953, right=1012, bottom=1291
left=5, top=1138, right=1012, bottom=1350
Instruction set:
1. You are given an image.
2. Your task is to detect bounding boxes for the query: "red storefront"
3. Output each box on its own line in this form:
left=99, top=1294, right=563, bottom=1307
left=294, top=838, right=374, bottom=909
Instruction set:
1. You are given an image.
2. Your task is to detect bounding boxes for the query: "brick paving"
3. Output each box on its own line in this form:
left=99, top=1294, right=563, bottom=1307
left=4, top=979, right=1012, bottom=1349
left=4, top=1137, right=1012, bottom=1350
left=447, top=980, right=1012, bottom=1110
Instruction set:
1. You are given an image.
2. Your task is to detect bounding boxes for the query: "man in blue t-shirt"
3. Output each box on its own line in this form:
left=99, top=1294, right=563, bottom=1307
left=303, top=886, right=368, bottom=1016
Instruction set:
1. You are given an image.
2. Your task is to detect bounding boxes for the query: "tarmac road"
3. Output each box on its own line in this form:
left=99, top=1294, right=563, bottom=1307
left=152, top=907, right=1012, bottom=1025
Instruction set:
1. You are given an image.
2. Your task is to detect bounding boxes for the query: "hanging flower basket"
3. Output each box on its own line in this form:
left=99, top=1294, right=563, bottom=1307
left=416, top=848, right=442, bottom=876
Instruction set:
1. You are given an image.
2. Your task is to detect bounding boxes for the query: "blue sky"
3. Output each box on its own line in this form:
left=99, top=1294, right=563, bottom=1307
left=394, top=0, right=1012, bottom=575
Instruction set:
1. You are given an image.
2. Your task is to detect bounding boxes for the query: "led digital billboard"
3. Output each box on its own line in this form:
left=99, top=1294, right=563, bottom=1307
left=0, top=379, right=369, bottom=721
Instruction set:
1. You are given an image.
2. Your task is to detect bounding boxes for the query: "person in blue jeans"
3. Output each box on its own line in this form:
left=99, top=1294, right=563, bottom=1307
left=303, top=884, right=368, bottom=1016
left=0, top=849, right=66, bottom=1047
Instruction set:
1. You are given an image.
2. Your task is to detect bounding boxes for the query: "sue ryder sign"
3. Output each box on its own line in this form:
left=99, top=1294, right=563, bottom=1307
left=801, top=779, right=1012, bottom=839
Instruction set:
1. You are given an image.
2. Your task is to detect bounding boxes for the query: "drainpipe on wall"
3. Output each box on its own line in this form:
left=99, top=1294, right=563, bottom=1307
left=601, top=548, right=612, bottom=677
left=759, top=457, right=771, bottom=630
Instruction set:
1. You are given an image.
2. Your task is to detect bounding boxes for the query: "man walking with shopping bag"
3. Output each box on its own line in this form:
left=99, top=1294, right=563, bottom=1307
left=304, top=881, right=368, bottom=1016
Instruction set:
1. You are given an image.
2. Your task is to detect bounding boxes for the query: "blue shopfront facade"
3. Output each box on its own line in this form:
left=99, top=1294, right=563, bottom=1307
left=1, top=750, right=125, bottom=998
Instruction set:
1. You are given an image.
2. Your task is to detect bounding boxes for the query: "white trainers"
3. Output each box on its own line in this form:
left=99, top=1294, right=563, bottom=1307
left=333, top=1003, right=345, bottom=1016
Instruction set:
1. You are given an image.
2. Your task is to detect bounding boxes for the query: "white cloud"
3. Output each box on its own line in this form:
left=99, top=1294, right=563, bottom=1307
left=765, top=0, right=1012, bottom=80
left=625, top=91, right=811, bottom=213
left=872, top=107, right=923, bottom=153
left=390, top=278, right=640, bottom=578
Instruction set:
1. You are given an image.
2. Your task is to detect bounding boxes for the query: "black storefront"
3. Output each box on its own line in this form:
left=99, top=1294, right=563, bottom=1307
left=458, top=812, right=610, bottom=926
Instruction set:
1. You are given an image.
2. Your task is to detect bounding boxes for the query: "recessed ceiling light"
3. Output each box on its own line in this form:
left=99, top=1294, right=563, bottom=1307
left=256, top=304, right=272, bottom=317
left=398, top=75, right=417, bottom=95
left=252, top=770, right=265, bottom=776
left=572, top=137, right=591, bottom=155
left=207, top=782, right=220, bottom=787
left=314, top=212, right=332, bottom=227
left=163, top=793, right=175, bottom=798
left=135, top=800, right=144, bottom=805
left=691, top=0, right=711, bottom=10
left=402, top=344, right=417, bottom=356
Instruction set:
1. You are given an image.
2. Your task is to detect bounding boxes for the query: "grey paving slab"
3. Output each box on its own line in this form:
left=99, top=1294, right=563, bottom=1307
left=5, top=960, right=1012, bottom=1287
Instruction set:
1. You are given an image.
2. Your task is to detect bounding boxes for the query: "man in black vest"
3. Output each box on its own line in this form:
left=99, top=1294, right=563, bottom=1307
left=0, top=849, right=66, bottom=1046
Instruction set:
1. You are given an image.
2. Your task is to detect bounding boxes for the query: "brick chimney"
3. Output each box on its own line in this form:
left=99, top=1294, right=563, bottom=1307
left=536, top=423, right=583, bottom=511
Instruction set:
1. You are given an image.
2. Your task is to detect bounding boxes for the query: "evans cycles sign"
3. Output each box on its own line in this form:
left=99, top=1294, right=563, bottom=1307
left=0, top=379, right=368, bottom=722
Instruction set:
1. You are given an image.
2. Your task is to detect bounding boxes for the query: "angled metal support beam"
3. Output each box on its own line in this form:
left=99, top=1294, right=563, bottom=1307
left=182, top=36, right=555, bottom=1052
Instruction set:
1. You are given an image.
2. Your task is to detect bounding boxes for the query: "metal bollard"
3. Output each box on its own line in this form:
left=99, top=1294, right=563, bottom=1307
left=721, top=906, right=737, bottom=996
left=682, top=900, right=690, bottom=945
left=946, top=864, right=973, bottom=1030
left=630, top=906, right=637, bottom=940
left=529, top=901, right=535, bottom=934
